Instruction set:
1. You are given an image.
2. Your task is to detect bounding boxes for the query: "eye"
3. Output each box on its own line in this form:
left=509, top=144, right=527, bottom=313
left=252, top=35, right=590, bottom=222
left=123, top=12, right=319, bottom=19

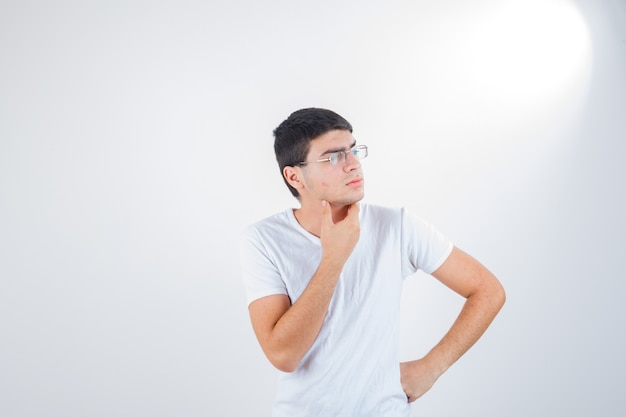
left=328, top=152, right=341, bottom=165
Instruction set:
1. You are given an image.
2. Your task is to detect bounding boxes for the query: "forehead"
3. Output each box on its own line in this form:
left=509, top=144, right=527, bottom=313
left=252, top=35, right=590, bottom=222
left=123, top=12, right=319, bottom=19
left=307, top=129, right=355, bottom=156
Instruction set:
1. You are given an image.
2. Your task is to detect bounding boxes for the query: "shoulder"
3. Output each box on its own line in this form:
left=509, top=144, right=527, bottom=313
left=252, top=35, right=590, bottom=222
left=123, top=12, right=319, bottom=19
left=240, top=210, right=295, bottom=266
left=242, top=209, right=292, bottom=239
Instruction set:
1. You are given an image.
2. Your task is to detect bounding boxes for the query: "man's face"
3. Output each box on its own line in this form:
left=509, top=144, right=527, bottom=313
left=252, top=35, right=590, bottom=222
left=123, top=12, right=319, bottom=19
left=297, top=129, right=365, bottom=207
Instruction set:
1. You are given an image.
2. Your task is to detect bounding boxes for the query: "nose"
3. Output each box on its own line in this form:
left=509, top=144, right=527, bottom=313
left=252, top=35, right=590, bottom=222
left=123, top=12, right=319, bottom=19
left=343, top=151, right=361, bottom=172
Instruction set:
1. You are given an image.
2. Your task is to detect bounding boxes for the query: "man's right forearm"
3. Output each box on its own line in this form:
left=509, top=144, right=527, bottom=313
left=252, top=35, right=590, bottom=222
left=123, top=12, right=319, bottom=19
left=251, top=201, right=360, bottom=372
left=263, top=256, right=343, bottom=372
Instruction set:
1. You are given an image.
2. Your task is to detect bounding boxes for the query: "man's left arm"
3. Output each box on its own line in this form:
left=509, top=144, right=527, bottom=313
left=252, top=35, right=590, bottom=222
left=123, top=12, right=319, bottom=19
left=400, top=246, right=506, bottom=402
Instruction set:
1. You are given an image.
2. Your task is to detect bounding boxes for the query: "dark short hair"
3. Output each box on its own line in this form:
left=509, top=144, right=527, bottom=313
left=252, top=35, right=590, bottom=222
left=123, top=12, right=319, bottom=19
left=273, top=108, right=353, bottom=198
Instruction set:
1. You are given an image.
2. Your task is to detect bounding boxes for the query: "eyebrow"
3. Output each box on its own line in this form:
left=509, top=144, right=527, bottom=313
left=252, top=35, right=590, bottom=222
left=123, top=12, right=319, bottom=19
left=319, top=141, right=357, bottom=157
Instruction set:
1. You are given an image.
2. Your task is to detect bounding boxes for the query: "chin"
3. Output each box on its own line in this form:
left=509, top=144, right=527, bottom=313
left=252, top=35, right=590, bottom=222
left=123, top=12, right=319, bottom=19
left=330, top=192, right=365, bottom=206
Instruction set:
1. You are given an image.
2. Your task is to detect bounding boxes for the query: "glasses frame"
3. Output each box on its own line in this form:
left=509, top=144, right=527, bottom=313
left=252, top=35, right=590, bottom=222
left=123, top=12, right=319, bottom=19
left=297, top=145, right=368, bottom=167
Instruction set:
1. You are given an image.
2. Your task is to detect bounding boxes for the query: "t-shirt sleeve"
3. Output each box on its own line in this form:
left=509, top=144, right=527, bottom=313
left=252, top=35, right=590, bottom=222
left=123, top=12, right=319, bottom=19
left=240, top=226, right=289, bottom=306
left=400, top=208, right=454, bottom=277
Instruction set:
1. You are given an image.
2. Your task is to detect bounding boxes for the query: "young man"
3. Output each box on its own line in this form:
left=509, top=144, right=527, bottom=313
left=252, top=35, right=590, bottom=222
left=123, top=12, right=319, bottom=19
left=240, top=108, right=505, bottom=416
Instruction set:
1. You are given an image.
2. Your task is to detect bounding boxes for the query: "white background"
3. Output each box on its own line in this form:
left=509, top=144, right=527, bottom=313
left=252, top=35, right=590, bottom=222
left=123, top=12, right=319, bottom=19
left=1, top=0, right=625, bottom=416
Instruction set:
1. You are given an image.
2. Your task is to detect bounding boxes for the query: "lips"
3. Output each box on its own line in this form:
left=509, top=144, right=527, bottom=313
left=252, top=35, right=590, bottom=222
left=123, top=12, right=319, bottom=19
left=346, top=177, right=364, bottom=187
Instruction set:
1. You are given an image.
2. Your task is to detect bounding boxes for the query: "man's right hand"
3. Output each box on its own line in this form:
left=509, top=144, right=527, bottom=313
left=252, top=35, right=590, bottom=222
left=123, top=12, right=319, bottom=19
left=319, top=200, right=360, bottom=265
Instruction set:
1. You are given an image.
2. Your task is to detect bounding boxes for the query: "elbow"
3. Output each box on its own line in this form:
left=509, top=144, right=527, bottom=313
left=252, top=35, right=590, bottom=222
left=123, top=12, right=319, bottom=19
left=273, top=361, right=298, bottom=373
left=258, top=332, right=304, bottom=373
left=473, top=274, right=506, bottom=314
left=493, top=279, right=506, bottom=312
left=264, top=345, right=301, bottom=373
left=268, top=352, right=300, bottom=373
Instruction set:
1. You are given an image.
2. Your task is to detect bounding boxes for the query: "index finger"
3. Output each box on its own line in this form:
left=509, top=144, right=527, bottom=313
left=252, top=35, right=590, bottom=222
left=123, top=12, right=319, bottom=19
left=346, top=202, right=360, bottom=218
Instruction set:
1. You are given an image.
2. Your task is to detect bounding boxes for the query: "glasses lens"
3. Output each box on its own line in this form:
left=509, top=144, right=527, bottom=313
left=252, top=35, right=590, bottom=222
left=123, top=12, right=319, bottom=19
left=353, top=146, right=368, bottom=160
left=328, top=152, right=341, bottom=166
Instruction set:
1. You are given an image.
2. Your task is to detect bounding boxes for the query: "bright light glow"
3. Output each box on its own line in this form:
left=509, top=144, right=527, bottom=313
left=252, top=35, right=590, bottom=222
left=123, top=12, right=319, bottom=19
left=462, top=0, right=592, bottom=104
left=341, top=0, right=593, bottom=214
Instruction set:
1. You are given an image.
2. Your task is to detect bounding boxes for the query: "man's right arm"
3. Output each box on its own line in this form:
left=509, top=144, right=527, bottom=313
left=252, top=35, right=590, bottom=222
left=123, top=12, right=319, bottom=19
left=248, top=201, right=360, bottom=372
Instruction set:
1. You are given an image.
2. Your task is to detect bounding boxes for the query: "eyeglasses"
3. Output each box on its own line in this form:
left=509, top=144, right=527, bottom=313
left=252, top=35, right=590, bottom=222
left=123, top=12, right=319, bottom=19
left=298, top=145, right=368, bottom=167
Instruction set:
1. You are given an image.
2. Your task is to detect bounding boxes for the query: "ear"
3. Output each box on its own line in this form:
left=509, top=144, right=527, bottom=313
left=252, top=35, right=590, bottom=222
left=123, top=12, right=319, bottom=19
left=283, top=166, right=305, bottom=191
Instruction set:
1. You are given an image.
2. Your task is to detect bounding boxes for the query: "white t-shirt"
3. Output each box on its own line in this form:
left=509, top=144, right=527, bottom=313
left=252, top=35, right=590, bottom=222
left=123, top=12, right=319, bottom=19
left=240, top=204, right=453, bottom=417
